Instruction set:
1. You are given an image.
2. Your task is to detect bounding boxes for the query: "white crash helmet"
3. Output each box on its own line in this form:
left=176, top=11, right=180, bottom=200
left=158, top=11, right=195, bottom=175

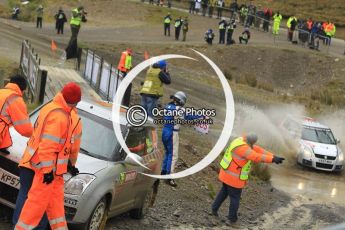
left=171, top=91, right=187, bottom=106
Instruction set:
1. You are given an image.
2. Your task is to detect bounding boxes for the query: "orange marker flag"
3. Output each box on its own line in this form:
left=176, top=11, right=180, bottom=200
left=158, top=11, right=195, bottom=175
left=144, top=50, right=149, bottom=60
left=51, top=40, right=57, bottom=52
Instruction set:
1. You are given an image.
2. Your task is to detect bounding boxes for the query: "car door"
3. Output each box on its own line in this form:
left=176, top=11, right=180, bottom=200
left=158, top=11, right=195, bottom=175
left=132, top=126, right=161, bottom=200
left=109, top=127, right=146, bottom=215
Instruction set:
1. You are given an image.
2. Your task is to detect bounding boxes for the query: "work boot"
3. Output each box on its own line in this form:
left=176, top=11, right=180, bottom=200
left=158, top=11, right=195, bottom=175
left=225, top=219, right=241, bottom=228
left=0, top=148, right=10, bottom=155
left=165, top=179, right=177, bottom=187
left=211, top=209, right=218, bottom=217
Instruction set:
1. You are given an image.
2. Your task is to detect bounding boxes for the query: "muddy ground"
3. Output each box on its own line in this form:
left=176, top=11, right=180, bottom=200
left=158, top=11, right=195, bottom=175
left=0, top=0, right=345, bottom=229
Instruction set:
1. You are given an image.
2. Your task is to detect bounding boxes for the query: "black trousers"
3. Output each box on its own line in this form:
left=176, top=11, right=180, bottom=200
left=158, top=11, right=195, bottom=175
left=164, top=23, right=170, bottom=36
left=227, top=30, right=234, bottom=44
left=36, top=17, right=42, bottom=28
left=56, top=21, right=65, bottom=34
left=67, top=25, right=80, bottom=48
left=175, top=27, right=181, bottom=40
left=219, top=30, right=226, bottom=44
left=120, top=71, right=132, bottom=107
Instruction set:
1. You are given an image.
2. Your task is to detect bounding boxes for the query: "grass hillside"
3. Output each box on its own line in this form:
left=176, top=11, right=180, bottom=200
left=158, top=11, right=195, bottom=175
left=178, top=0, right=345, bottom=27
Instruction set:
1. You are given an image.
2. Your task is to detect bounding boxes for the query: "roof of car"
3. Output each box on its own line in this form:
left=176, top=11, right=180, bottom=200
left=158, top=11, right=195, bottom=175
left=77, top=99, right=154, bottom=127
left=302, top=119, right=330, bottom=130
left=283, top=115, right=330, bottom=130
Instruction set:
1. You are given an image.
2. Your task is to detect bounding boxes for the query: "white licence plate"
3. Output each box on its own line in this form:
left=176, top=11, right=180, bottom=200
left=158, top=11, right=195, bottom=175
left=0, top=168, right=20, bottom=189
left=318, top=159, right=333, bottom=164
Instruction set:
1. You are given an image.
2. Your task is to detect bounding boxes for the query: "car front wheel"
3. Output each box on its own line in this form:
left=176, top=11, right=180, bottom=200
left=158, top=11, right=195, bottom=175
left=86, top=197, right=108, bottom=230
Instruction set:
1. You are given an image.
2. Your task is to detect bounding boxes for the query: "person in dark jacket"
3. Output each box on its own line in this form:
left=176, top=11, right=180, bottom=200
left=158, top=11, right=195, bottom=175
left=239, top=27, right=251, bottom=44
left=164, top=13, right=172, bottom=36
left=227, top=19, right=236, bottom=45
left=229, top=0, right=238, bottom=20
left=205, top=29, right=215, bottom=45
left=174, top=17, right=182, bottom=40
left=55, top=7, right=67, bottom=34
left=263, top=8, right=272, bottom=32
left=218, top=18, right=227, bottom=44
left=201, top=0, right=208, bottom=16
left=290, top=18, right=298, bottom=44
left=36, top=5, right=44, bottom=29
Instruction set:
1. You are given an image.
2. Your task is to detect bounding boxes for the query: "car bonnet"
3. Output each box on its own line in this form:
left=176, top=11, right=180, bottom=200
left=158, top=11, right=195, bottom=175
left=75, top=153, right=108, bottom=174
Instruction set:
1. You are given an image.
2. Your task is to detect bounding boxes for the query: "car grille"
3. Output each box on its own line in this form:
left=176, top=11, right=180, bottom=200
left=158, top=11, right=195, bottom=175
left=0, top=155, right=20, bottom=206
left=314, top=154, right=336, bottom=161
left=316, top=162, right=333, bottom=170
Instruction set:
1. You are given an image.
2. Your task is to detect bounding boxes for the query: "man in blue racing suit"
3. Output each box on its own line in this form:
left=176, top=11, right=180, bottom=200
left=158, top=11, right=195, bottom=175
left=161, top=91, right=201, bottom=187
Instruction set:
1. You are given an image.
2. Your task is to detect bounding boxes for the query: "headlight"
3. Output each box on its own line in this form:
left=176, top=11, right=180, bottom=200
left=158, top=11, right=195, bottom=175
left=64, top=174, right=96, bottom=195
left=303, top=147, right=313, bottom=159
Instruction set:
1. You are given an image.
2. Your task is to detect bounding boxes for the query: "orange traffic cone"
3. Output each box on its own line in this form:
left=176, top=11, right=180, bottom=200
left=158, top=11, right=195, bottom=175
left=51, top=40, right=57, bottom=52
left=144, top=50, right=149, bottom=60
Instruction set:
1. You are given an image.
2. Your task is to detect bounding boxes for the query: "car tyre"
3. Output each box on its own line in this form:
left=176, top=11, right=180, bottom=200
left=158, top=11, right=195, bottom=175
left=82, top=197, right=109, bottom=230
left=129, top=189, right=153, bottom=219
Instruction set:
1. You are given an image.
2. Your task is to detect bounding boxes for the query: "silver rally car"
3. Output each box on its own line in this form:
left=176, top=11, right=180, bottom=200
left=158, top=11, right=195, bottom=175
left=0, top=100, right=162, bottom=230
left=280, top=116, right=343, bottom=172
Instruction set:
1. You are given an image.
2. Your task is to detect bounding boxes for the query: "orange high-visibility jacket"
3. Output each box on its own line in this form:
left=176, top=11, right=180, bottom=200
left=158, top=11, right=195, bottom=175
left=117, top=51, right=132, bottom=73
left=0, top=83, right=33, bottom=149
left=219, top=141, right=274, bottom=189
left=307, top=20, right=313, bottom=30
left=19, top=92, right=81, bottom=174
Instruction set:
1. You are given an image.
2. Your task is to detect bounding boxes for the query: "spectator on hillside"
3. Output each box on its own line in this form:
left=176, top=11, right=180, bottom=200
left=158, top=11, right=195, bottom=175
left=239, top=4, right=248, bottom=25
left=216, top=0, right=224, bottom=19
left=287, top=15, right=298, bottom=41
left=245, top=1, right=256, bottom=27
left=174, top=16, right=183, bottom=40
left=36, top=5, right=44, bottom=29
left=309, top=22, right=322, bottom=50
left=272, top=11, right=282, bottom=35
left=229, top=0, right=238, bottom=20
left=290, top=17, right=298, bottom=43
left=195, top=0, right=201, bottom=15
left=55, top=7, right=67, bottom=34
left=11, top=6, right=20, bottom=20
left=306, top=18, right=313, bottom=31
left=239, top=27, right=251, bottom=44
left=204, top=29, right=215, bottom=45
left=218, top=18, right=227, bottom=44
left=201, top=0, right=208, bottom=16
left=208, top=0, right=216, bottom=18
left=226, top=19, right=236, bottom=45
left=298, top=21, right=309, bottom=46
left=164, top=13, right=172, bottom=36
left=262, top=8, right=272, bottom=32
left=182, top=17, right=189, bottom=41
left=324, top=21, right=336, bottom=46
left=189, top=0, right=195, bottom=14
left=254, top=6, right=264, bottom=30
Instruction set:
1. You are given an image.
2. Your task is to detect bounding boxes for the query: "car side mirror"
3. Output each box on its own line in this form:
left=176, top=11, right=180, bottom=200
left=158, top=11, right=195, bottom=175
left=124, top=154, right=144, bottom=166
left=336, top=139, right=340, bottom=144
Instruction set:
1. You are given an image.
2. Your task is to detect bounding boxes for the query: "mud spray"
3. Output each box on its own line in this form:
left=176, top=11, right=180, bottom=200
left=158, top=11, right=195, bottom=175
left=234, top=103, right=306, bottom=164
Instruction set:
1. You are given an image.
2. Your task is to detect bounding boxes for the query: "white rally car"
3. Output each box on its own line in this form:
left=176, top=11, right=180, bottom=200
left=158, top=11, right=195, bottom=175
left=280, top=116, right=343, bottom=172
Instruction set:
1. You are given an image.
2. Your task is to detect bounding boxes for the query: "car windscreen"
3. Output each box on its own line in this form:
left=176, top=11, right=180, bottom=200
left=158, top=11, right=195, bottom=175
left=301, top=127, right=336, bottom=145
left=78, top=109, right=121, bottom=161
